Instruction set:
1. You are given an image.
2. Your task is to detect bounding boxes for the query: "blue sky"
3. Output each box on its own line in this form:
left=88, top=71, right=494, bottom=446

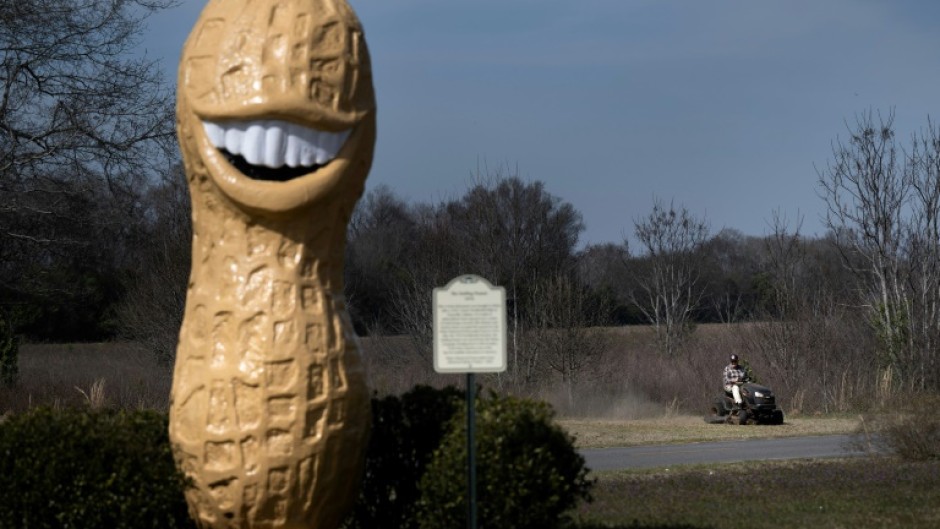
left=140, top=1, right=940, bottom=248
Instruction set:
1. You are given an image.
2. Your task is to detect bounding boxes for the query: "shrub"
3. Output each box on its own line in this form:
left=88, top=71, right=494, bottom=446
left=344, top=385, right=464, bottom=529
left=857, top=394, right=940, bottom=460
left=0, top=313, right=17, bottom=387
left=0, top=407, right=194, bottom=529
left=0, top=389, right=592, bottom=529
left=416, top=393, right=594, bottom=529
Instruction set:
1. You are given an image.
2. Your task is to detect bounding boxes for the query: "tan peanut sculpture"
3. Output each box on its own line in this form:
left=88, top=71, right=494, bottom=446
left=170, top=1, right=375, bottom=527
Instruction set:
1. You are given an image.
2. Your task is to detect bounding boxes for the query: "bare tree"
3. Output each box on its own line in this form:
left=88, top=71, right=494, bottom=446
left=1, top=0, right=178, bottom=211
left=433, top=171, right=584, bottom=387
left=448, top=170, right=583, bottom=287
left=577, top=243, right=632, bottom=322
left=904, top=118, right=940, bottom=389
left=346, top=185, right=420, bottom=333
left=762, top=212, right=808, bottom=317
left=818, top=110, right=940, bottom=391
left=577, top=243, right=630, bottom=292
left=389, top=248, right=447, bottom=366
left=700, top=228, right=760, bottom=324
left=524, top=274, right=611, bottom=406
left=360, top=173, right=587, bottom=392
left=818, top=111, right=906, bottom=364
left=0, top=0, right=178, bottom=338
left=819, top=111, right=909, bottom=388
left=114, top=166, right=191, bottom=363
left=747, top=212, right=808, bottom=396
left=377, top=198, right=458, bottom=367
left=628, top=198, right=709, bottom=356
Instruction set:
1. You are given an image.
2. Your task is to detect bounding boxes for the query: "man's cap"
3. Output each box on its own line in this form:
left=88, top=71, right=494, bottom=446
left=730, top=354, right=739, bottom=362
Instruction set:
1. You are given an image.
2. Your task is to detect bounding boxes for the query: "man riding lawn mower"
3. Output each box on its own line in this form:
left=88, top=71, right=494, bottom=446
left=705, top=354, right=784, bottom=425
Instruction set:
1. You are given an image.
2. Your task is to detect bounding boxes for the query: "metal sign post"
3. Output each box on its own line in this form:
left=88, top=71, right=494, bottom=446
left=432, top=275, right=507, bottom=529
left=466, top=372, right=477, bottom=529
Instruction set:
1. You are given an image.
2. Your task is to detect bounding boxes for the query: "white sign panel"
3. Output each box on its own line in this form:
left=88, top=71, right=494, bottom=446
left=433, top=275, right=507, bottom=373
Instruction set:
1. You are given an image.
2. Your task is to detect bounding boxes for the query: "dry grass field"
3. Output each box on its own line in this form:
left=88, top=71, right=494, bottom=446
left=1, top=319, right=883, bottom=419
left=2, top=343, right=861, bottom=454
left=0, top=343, right=172, bottom=412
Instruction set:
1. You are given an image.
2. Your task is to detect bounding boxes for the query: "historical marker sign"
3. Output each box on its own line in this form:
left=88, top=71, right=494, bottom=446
left=433, top=275, right=507, bottom=373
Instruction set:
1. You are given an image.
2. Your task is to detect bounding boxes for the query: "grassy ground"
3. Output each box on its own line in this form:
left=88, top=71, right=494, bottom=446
left=560, top=416, right=940, bottom=528
left=559, top=415, right=860, bottom=448
left=574, top=457, right=940, bottom=529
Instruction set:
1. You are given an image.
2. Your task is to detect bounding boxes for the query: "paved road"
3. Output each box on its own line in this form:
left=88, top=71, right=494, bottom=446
left=581, top=434, right=876, bottom=471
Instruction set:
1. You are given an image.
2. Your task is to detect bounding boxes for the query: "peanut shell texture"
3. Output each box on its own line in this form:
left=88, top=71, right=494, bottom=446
left=170, top=1, right=375, bottom=527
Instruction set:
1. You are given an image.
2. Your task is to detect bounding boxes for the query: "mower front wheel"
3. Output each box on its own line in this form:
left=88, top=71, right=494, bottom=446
left=730, top=409, right=748, bottom=425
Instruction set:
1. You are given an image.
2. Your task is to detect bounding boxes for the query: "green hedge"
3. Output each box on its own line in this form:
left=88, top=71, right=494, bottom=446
left=0, top=313, right=17, bottom=387
left=416, top=392, right=594, bottom=529
left=343, top=385, right=464, bottom=529
left=1, top=389, right=592, bottom=529
left=0, top=407, right=194, bottom=529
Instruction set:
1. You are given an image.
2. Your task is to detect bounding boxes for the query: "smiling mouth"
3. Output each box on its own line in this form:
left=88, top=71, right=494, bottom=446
left=202, top=119, right=351, bottom=182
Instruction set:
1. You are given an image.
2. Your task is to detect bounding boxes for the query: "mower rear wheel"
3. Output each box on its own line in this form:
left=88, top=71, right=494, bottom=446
left=704, top=414, right=726, bottom=424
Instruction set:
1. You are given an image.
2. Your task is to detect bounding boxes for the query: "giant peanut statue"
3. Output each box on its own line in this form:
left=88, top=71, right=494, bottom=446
left=170, top=1, right=374, bottom=527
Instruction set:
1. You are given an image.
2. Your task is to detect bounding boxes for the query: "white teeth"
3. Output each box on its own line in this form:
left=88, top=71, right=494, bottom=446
left=224, top=124, right=245, bottom=154
left=284, top=129, right=301, bottom=168
left=203, top=121, right=225, bottom=146
left=202, top=119, right=351, bottom=169
left=264, top=125, right=285, bottom=168
left=242, top=123, right=265, bottom=165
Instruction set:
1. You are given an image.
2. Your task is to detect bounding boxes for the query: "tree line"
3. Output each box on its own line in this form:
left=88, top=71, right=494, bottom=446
left=1, top=1, right=177, bottom=345
left=2, top=2, right=938, bottom=397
